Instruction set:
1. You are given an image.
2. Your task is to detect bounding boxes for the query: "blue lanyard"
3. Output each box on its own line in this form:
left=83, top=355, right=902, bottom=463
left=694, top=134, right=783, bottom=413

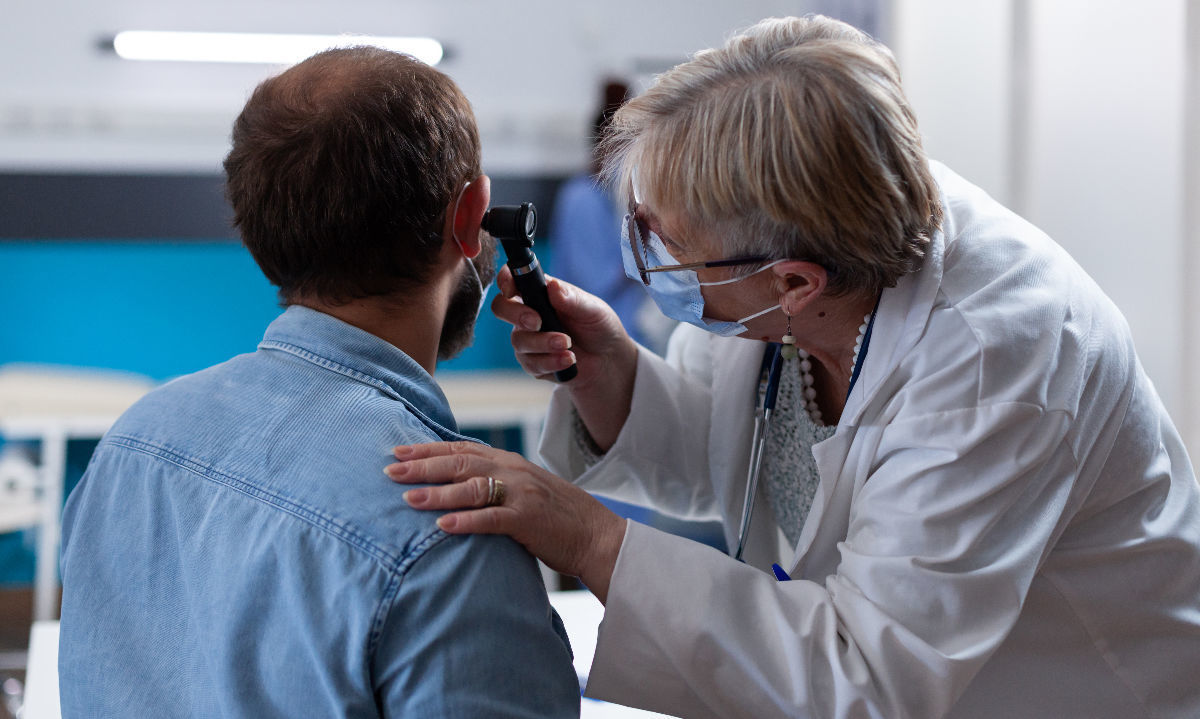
left=740, top=300, right=880, bottom=567
left=759, top=343, right=784, bottom=411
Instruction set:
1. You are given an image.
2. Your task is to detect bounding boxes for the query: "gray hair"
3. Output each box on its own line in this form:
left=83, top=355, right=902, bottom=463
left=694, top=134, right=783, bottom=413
left=602, top=15, right=942, bottom=295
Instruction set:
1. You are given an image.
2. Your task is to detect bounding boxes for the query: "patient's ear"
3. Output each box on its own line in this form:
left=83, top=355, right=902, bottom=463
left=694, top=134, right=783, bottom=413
left=772, top=260, right=827, bottom=315
left=452, top=175, right=491, bottom=258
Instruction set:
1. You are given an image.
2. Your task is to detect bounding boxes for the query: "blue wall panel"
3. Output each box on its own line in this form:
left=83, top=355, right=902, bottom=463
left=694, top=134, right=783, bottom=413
left=0, top=239, right=518, bottom=379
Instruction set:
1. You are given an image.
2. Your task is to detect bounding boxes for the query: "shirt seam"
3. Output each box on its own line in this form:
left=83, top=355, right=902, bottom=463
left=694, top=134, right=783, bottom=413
left=258, top=339, right=483, bottom=444
left=258, top=339, right=405, bottom=401
left=104, top=433, right=435, bottom=576
left=929, top=288, right=988, bottom=408
left=366, top=529, right=455, bottom=665
left=1040, top=571, right=1152, bottom=716
left=870, top=400, right=1062, bottom=426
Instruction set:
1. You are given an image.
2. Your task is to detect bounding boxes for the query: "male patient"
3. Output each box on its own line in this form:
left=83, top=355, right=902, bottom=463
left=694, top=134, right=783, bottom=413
left=58, top=47, right=580, bottom=717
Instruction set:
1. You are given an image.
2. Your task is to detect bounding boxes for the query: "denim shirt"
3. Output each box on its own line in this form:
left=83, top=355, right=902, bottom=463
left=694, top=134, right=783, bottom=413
left=59, top=306, right=580, bottom=718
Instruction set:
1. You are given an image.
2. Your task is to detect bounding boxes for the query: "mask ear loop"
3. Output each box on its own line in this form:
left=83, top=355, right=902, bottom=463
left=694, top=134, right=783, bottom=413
left=449, top=181, right=472, bottom=254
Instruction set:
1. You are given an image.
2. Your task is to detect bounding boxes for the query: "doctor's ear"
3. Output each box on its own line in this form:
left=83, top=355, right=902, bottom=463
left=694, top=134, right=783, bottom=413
left=772, top=260, right=828, bottom=314
left=451, top=175, right=491, bottom=258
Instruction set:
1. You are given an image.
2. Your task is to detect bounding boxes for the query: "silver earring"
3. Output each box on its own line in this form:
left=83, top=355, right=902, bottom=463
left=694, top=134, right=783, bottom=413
left=781, top=313, right=798, bottom=360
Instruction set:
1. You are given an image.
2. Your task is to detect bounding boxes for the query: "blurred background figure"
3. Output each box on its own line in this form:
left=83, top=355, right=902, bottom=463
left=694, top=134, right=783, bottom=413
left=549, top=81, right=721, bottom=553
left=550, top=81, right=672, bottom=354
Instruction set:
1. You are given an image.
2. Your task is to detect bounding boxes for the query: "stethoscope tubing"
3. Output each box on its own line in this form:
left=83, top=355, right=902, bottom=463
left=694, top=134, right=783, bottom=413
left=733, top=343, right=783, bottom=561
left=731, top=298, right=879, bottom=564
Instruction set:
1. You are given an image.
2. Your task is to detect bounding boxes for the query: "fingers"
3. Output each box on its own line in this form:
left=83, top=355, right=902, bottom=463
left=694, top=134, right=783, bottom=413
left=403, top=475, right=493, bottom=510
left=497, top=265, right=517, bottom=299
left=545, top=278, right=608, bottom=329
left=398, top=469, right=515, bottom=535
left=492, top=274, right=599, bottom=333
left=509, top=328, right=575, bottom=377
left=492, top=291, right=541, bottom=331
left=436, top=507, right=511, bottom=534
left=493, top=266, right=549, bottom=333
left=511, top=328, right=571, bottom=352
left=391, top=441, right=487, bottom=461
left=519, top=353, right=578, bottom=380
left=385, top=442, right=498, bottom=484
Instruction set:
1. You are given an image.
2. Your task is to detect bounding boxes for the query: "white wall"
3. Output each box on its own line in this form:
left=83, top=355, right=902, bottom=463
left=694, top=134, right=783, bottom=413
left=892, top=0, right=1195, bottom=453
left=1186, top=1, right=1200, bottom=458
left=891, top=0, right=1014, bottom=204
left=1025, top=1, right=1186, bottom=426
left=0, top=0, right=820, bottom=174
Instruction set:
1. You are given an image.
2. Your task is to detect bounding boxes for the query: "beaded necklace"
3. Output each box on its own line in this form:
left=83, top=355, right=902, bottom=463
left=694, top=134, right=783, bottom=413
left=786, top=311, right=875, bottom=425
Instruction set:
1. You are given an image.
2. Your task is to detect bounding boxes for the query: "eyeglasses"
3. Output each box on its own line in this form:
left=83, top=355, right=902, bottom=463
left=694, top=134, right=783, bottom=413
left=625, top=205, right=768, bottom=286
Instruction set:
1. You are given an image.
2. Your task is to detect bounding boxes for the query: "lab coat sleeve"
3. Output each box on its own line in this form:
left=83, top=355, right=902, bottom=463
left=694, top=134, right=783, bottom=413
left=539, top=337, right=721, bottom=520
left=586, top=401, right=1077, bottom=719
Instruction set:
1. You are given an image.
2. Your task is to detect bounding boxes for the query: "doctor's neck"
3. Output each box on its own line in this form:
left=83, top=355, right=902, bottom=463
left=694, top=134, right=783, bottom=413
left=787, top=291, right=878, bottom=384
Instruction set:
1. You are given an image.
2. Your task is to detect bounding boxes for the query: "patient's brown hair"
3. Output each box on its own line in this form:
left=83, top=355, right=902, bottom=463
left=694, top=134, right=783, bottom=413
left=225, top=46, right=481, bottom=304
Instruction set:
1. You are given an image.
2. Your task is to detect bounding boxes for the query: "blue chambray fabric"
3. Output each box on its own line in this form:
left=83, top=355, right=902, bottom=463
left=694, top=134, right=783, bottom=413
left=59, top=305, right=580, bottom=718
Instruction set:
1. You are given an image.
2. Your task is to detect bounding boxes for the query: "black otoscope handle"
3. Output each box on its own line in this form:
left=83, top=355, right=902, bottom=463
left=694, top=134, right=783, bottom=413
left=481, top=203, right=578, bottom=382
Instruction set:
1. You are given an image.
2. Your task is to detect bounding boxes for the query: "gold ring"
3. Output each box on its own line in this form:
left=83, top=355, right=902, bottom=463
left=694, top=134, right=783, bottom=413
left=486, top=476, right=507, bottom=506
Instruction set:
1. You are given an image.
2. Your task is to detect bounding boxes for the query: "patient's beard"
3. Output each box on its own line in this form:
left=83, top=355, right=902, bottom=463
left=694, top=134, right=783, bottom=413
left=437, top=230, right=499, bottom=361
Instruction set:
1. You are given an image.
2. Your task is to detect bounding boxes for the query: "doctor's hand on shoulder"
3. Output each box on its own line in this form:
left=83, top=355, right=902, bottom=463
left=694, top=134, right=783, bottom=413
left=385, top=440, right=626, bottom=602
left=492, top=265, right=638, bottom=450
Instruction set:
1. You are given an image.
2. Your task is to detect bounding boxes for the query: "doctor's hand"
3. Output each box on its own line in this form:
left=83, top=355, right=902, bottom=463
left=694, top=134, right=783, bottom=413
left=386, top=440, right=626, bottom=604
left=492, top=266, right=635, bottom=389
left=492, top=267, right=638, bottom=450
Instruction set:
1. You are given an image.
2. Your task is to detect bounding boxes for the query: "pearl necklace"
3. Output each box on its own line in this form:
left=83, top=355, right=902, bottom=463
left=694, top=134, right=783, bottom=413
left=794, top=312, right=873, bottom=425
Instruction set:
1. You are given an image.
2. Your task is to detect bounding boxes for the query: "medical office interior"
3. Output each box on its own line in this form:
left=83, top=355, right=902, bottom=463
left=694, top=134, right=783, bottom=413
left=0, top=0, right=1197, bottom=716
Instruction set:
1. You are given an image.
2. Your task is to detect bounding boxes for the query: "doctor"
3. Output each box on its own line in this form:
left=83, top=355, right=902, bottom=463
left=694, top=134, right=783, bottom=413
left=386, top=15, right=1200, bottom=718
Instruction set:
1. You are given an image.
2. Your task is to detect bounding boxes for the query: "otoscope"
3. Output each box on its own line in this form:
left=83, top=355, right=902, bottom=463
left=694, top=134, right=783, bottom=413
left=481, top=202, right=578, bottom=382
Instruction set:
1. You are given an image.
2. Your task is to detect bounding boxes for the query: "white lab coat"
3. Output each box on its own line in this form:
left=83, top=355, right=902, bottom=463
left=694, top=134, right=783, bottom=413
left=540, top=163, right=1200, bottom=718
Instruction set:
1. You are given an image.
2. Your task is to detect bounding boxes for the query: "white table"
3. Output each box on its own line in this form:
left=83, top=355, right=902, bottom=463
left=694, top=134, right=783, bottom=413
left=439, top=371, right=555, bottom=459
left=23, top=621, right=59, bottom=719
left=548, top=591, right=677, bottom=718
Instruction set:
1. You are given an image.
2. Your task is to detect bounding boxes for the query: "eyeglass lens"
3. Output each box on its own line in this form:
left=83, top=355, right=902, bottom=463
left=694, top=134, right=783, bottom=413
left=627, top=210, right=651, bottom=285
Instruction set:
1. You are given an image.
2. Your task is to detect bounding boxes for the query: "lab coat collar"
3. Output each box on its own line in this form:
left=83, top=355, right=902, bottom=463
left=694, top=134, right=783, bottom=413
left=842, top=198, right=948, bottom=427
left=787, top=167, right=951, bottom=572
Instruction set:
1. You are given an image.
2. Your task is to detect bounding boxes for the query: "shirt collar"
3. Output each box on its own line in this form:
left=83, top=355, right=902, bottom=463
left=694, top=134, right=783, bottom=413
left=257, top=305, right=459, bottom=433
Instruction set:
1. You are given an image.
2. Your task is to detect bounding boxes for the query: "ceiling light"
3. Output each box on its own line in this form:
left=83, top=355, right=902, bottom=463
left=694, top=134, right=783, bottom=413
left=110, top=31, right=444, bottom=66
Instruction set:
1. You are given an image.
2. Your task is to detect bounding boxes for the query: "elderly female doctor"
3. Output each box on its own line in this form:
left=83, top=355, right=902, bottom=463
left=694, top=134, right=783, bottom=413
left=386, top=15, right=1200, bottom=719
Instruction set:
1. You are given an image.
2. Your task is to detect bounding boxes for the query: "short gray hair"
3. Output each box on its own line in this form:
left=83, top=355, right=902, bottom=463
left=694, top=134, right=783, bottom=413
left=602, top=15, right=942, bottom=296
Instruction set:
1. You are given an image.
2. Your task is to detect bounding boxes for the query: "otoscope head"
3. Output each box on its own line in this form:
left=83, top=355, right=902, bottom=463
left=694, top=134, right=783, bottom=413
left=481, top=203, right=536, bottom=246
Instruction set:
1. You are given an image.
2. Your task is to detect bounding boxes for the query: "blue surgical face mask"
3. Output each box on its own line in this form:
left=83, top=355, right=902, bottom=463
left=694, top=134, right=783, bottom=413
left=621, top=221, right=783, bottom=337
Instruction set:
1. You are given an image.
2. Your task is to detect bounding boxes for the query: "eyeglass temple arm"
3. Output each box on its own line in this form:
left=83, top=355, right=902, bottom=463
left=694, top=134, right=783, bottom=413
left=641, top=256, right=769, bottom=274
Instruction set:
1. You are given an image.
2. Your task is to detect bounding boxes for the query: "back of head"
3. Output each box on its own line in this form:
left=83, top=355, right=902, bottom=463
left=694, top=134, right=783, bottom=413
left=603, top=15, right=942, bottom=296
left=224, top=46, right=481, bottom=305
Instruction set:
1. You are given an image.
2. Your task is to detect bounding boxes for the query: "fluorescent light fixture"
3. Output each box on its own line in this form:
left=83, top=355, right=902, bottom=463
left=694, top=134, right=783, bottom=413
left=111, top=31, right=444, bottom=66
